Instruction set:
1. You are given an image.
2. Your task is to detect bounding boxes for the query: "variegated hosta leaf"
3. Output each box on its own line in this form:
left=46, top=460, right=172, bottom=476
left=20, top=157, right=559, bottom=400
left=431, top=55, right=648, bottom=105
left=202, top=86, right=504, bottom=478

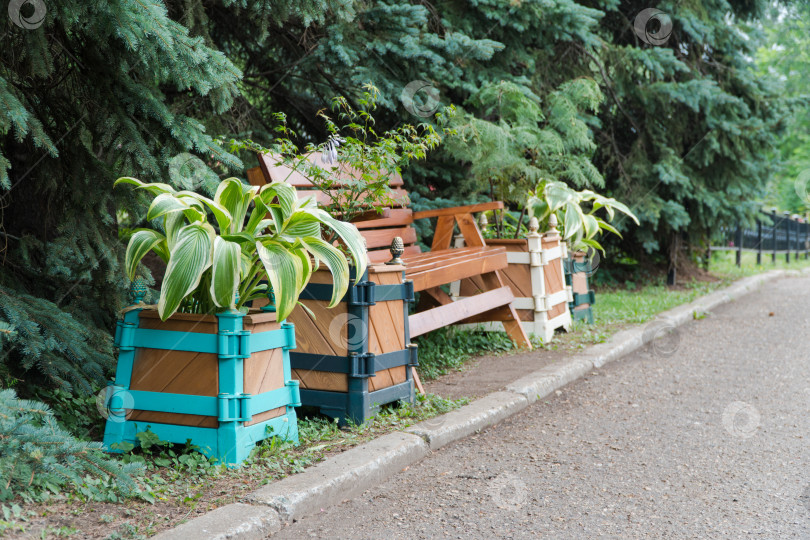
left=300, top=237, right=350, bottom=307
left=267, top=206, right=285, bottom=235
left=314, top=209, right=368, bottom=278
left=214, top=178, right=256, bottom=233
left=544, top=181, right=575, bottom=211
left=147, top=193, right=205, bottom=223
left=125, top=229, right=167, bottom=280
left=159, top=224, right=215, bottom=320
left=257, top=181, right=297, bottom=217
left=115, top=177, right=176, bottom=196
left=210, top=237, right=241, bottom=308
left=255, top=240, right=309, bottom=321
left=562, top=202, right=584, bottom=240
left=176, top=191, right=233, bottom=233
left=163, top=212, right=187, bottom=250
left=244, top=196, right=270, bottom=236
left=290, top=244, right=313, bottom=295
left=599, top=220, right=622, bottom=237
left=283, top=211, right=322, bottom=238
left=581, top=213, right=599, bottom=240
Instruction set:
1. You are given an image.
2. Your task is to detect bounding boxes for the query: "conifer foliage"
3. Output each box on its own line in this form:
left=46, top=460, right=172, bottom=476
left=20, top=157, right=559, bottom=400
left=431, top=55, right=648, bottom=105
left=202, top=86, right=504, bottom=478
left=0, top=388, right=142, bottom=501
left=0, top=0, right=241, bottom=390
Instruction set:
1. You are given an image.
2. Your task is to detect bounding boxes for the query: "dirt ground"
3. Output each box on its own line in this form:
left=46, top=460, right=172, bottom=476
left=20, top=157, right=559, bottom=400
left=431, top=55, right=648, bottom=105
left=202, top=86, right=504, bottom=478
left=424, top=346, right=573, bottom=400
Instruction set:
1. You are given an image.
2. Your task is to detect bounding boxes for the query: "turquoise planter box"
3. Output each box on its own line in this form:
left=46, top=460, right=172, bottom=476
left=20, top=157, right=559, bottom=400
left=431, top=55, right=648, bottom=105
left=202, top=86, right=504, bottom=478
left=102, top=306, right=300, bottom=465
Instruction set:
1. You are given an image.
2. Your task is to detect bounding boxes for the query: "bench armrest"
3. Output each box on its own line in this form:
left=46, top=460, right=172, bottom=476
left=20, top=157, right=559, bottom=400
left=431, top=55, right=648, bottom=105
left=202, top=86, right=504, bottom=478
left=411, top=201, right=504, bottom=220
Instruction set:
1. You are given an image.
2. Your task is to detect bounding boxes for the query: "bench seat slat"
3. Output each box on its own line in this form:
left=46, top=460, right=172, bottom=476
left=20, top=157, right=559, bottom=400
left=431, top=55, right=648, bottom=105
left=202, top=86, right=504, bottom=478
left=403, top=246, right=506, bottom=273
left=405, top=247, right=508, bottom=292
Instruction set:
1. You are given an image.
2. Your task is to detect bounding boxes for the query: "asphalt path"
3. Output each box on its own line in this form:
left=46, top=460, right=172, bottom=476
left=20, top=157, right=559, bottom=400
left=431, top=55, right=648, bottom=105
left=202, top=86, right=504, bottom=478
left=274, top=276, right=810, bottom=539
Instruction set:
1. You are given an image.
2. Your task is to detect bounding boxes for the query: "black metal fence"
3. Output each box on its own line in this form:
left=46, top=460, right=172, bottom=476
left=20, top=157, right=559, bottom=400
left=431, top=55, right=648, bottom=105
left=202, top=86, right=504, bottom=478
left=711, top=211, right=810, bottom=266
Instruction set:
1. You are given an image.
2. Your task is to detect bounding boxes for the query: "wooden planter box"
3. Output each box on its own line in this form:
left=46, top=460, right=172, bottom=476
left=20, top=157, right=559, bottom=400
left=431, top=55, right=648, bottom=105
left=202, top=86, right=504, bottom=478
left=102, top=307, right=300, bottom=465
left=564, top=251, right=596, bottom=324
left=452, top=228, right=572, bottom=342
left=283, top=265, right=417, bottom=424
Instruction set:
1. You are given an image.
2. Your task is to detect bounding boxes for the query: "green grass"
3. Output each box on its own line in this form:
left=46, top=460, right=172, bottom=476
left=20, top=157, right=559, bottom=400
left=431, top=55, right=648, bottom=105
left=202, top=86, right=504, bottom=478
left=593, top=281, right=719, bottom=326
left=556, top=250, right=810, bottom=349
left=707, top=249, right=810, bottom=279
left=114, top=392, right=469, bottom=504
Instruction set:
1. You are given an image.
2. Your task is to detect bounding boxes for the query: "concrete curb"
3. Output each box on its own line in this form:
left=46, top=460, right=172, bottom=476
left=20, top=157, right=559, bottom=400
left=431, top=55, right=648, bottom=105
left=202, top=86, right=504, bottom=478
left=155, top=268, right=798, bottom=538
left=151, top=503, right=281, bottom=540
left=247, top=432, right=428, bottom=522
left=405, top=391, right=529, bottom=450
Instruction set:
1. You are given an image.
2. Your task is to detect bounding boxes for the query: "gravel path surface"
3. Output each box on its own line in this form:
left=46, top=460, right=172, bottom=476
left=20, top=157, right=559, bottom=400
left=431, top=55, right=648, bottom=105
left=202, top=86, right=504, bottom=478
left=274, top=276, right=810, bottom=539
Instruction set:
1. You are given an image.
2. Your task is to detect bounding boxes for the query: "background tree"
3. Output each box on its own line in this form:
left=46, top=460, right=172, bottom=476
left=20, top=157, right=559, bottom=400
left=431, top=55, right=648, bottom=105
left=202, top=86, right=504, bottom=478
left=755, top=1, right=810, bottom=214
left=586, top=0, right=789, bottom=272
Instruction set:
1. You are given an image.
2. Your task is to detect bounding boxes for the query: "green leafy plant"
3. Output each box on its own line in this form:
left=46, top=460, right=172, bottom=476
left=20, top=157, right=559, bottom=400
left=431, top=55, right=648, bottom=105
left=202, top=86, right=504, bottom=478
left=0, top=389, right=142, bottom=502
left=115, top=177, right=367, bottom=321
left=528, top=180, right=639, bottom=253
left=229, top=84, right=448, bottom=225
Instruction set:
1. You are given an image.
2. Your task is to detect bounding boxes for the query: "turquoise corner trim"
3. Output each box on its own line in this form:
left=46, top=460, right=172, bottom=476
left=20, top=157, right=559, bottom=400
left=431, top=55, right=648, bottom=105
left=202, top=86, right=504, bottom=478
left=103, top=307, right=299, bottom=465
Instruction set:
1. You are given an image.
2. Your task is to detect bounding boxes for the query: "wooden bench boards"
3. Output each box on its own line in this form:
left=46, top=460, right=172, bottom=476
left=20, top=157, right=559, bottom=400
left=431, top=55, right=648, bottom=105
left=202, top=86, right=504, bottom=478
left=246, top=152, right=531, bottom=348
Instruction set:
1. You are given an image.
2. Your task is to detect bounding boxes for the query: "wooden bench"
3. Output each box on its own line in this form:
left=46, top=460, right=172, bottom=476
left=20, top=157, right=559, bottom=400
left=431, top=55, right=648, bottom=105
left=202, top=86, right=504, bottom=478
left=247, top=153, right=531, bottom=348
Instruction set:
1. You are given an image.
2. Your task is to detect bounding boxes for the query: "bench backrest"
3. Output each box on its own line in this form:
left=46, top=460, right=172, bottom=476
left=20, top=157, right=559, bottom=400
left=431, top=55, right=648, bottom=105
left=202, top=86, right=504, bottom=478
left=246, top=152, right=421, bottom=263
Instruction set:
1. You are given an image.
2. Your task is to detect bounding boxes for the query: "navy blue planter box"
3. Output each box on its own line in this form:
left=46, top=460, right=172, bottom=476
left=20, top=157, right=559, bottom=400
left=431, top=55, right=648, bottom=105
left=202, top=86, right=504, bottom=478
left=282, top=265, right=418, bottom=424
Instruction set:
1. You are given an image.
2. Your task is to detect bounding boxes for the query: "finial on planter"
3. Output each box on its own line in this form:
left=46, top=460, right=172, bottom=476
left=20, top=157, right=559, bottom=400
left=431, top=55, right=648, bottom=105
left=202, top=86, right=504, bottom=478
left=548, top=213, right=558, bottom=231
left=261, top=286, right=277, bottom=312
left=386, top=236, right=405, bottom=266
left=129, top=276, right=147, bottom=305
left=528, top=217, right=539, bottom=234
left=478, top=213, right=488, bottom=230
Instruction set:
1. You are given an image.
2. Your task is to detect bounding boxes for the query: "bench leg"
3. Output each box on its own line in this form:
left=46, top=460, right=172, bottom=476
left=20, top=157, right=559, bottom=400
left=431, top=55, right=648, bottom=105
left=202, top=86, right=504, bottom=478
left=420, top=277, right=532, bottom=350
left=477, top=271, right=531, bottom=349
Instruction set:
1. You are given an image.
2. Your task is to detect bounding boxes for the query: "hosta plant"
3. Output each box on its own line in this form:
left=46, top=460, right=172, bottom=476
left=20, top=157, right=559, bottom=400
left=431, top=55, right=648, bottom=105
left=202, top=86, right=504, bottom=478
left=528, top=180, right=639, bottom=253
left=115, top=176, right=367, bottom=321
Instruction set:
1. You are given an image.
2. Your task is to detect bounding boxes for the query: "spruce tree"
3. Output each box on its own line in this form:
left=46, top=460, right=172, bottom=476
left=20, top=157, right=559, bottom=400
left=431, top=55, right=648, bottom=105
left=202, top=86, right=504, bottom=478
left=1, top=0, right=241, bottom=391
left=586, top=0, right=789, bottom=266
